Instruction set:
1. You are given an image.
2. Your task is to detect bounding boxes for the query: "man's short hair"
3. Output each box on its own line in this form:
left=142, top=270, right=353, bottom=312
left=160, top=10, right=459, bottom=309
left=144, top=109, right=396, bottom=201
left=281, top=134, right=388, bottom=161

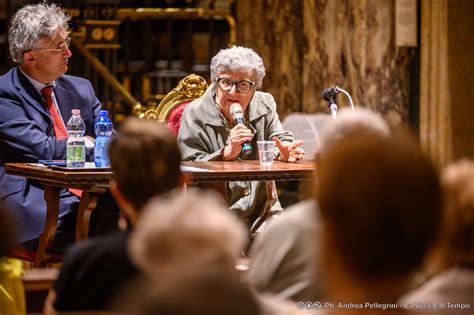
left=317, top=134, right=442, bottom=280
left=108, top=117, right=181, bottom=210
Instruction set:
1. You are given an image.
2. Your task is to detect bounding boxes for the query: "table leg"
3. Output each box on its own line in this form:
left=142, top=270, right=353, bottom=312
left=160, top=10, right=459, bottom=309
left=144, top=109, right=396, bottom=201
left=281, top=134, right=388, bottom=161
left=75, top=191, right=98, bottom=242
left=34, top=186, right=60, bottom=267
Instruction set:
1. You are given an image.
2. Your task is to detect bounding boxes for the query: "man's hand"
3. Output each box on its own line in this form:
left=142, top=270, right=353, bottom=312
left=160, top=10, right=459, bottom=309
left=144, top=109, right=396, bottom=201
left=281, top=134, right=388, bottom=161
left=273, top=137, right=305, bottom=163
left=222, top=124, right=254, bottom=160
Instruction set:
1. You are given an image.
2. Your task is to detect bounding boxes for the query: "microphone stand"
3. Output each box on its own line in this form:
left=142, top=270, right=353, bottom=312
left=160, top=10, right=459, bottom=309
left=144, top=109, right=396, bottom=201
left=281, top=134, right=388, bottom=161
left=329, top=101, right=338, bottom=119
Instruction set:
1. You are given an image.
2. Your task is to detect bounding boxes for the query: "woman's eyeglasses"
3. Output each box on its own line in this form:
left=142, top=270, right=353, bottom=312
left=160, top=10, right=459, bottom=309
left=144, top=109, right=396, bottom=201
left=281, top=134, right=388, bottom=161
left=216, top=77, right=255, bottom=94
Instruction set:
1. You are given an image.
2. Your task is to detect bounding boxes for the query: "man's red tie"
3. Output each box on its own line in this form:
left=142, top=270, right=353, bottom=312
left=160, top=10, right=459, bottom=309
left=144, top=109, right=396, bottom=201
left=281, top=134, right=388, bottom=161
left=41, top=86, right=68, bottom=139
left=41, top=86, right=82, bottom=197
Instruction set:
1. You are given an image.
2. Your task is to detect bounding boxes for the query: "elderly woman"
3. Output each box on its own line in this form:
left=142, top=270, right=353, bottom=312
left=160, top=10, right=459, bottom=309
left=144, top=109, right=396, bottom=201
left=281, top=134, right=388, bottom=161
left=178, top=46, right=304, bottom=227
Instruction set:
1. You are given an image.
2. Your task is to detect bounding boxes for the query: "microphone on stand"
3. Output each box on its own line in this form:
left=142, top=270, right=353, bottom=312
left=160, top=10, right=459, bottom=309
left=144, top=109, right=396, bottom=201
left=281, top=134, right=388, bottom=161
left=230, top=103, right=252, bottom=156
left=322, top=86, right=340, bottom=119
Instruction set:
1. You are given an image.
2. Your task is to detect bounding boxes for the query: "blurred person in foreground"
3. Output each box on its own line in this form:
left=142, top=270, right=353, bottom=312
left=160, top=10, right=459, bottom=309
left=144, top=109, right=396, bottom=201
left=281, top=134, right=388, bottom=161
left=246, top=107, right=390, bottom=302
left=306, top=134, right=442, bottom=314
left=178, top=46, right=304, bottom=228
left=116, top=189, right=293, bottom=315
left=113, top=189, right=261, bottom=315
left=44, top=117, right=184, bottom=313
left=400, top=159, right=474, bottom=314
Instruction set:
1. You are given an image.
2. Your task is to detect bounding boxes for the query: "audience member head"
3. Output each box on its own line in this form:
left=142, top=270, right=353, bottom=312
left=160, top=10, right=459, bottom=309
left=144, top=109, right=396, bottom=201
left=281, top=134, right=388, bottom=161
left=9, top=3, right=72, bottom=83
left=128, top=189, right=248, bottom=278
left=108, top=117, right=182, bottom=225
left=115, top=267, right=260, bottom=315
left=435, top=159, right=474, bottom=268
left=317, top=107, right=390, bottom=158
left=316, top=134, right=442, bottom=300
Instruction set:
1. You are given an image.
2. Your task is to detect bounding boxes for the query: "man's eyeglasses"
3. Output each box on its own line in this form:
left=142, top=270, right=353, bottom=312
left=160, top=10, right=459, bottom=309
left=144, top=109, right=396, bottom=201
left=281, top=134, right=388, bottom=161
left=32, top=37, right=72, bottom=54
left=216, top=77, right=255, bottom=94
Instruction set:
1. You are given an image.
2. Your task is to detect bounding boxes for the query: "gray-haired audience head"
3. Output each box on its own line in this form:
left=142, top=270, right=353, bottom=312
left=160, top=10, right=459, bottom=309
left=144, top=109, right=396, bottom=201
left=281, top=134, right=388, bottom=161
left=210, top=46, right=266, bottom=88
left=8, top=2, right=70, bottom=64
left=115, top=267, right=260, bottom=315
left=128, top=189, right=248, bottom=277
left=318, top=107, right=390, bottom=156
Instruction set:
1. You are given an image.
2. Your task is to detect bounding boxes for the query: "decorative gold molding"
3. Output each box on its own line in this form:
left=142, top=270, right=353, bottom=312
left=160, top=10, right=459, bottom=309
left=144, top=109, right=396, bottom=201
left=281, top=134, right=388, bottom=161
left=64, top=8, right=236, bottom=46
left=84, top=44, right=121, bottom=49
left=84, top=20, right=121, bottom=26
left=137, top=74, right=208, bottom=120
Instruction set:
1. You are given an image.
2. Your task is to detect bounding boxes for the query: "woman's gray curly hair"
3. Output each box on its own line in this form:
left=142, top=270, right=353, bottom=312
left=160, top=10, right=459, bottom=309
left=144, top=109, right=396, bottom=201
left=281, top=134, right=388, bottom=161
left=210, top=46, right=266, bottom=88
left=8, top=2, right=70, bottom=64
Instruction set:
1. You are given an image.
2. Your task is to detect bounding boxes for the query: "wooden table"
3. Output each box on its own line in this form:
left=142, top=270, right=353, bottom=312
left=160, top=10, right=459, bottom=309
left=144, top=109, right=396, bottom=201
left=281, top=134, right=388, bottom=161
left=5, top=160, right=315, bottom=266
left=181, top=160, right=315, bottom=183
left=5, top=163, right=112, bottom=267
left=182, top=160, right=316, bottom=232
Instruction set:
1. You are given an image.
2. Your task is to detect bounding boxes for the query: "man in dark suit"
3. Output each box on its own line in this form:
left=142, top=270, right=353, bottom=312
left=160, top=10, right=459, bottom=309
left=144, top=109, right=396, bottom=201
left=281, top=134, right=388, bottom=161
left=0, top=3, right=107, bottom=249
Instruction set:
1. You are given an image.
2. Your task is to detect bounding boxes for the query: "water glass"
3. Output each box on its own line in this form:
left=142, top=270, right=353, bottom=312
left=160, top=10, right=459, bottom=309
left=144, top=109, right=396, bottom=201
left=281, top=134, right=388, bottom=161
left=257, top=141, right=276, bottom=166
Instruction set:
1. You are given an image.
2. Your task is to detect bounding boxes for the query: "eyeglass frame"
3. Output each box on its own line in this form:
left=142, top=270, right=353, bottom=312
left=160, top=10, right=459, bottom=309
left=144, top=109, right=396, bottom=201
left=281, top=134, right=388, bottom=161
left=215, top=77, right=256, bottom=94
left=28, top=36, right=72, bottom=54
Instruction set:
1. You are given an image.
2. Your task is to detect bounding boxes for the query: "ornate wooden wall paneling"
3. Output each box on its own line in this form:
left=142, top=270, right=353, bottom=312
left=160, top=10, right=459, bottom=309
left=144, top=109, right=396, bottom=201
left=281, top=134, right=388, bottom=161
left=236, top=0, right=414, bottom=128
left=236, top=1, right=304, bottom=118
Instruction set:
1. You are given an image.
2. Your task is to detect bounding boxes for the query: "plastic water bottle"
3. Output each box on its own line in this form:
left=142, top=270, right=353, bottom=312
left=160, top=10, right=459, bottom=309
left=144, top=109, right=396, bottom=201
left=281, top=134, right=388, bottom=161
left=66, top=109, right=86, bottom=168
left=94, top=110, right=113, bottom=167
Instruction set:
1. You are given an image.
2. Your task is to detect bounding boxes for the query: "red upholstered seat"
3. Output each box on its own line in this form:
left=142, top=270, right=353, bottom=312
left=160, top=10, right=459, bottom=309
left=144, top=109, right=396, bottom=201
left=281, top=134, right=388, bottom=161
left=166, top=101, right=190, bottom=136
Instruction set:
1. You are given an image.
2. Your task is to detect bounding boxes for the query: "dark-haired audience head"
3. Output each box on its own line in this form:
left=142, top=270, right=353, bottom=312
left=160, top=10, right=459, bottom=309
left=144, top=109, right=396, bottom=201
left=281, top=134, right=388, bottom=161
left=435, top=159, right=474, bottom=269
left=108, top=117, right=182, bottom=225
left=316, top=134, right=442, bottom=299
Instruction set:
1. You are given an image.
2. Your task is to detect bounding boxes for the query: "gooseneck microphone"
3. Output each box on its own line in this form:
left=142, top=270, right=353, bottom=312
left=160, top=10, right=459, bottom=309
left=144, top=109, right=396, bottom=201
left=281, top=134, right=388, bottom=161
left=322, top=86, right=340, bottom=119
left=322, top=86, right=355, bottom=118
left=230, top=103, right=252, bottom=156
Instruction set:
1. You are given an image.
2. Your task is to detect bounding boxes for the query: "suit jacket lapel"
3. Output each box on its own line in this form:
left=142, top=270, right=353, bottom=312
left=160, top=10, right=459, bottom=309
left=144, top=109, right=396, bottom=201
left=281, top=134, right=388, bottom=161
left=13, top=68, right=50, bottom=117
left=54, top=80, right=74, bottom=123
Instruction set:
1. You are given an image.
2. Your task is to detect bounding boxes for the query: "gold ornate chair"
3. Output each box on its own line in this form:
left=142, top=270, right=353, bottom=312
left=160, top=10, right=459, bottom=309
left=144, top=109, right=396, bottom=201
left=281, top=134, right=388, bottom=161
left=139, top=74, right=208, bottom=136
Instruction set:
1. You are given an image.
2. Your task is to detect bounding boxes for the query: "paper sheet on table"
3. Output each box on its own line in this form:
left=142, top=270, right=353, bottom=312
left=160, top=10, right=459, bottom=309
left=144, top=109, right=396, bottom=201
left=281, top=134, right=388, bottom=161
left=180, top=165, right=214, bottom=172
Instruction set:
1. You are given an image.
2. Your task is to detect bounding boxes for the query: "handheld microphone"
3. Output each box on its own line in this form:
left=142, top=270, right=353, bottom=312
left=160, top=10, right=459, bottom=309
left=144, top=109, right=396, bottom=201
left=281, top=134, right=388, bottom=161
left=230, top=103, right=252, bottom=156
left=322, top=86, right=340, bottom=118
